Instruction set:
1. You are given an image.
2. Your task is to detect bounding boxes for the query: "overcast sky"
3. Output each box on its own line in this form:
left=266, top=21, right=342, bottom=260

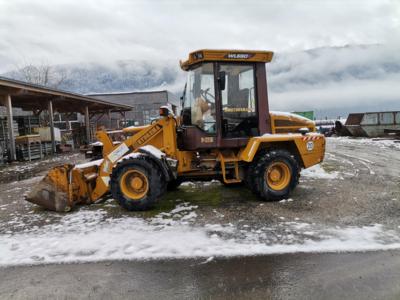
left=0, top=0, right=399, bottom=72
left=1, top=0, right=399, bottom=116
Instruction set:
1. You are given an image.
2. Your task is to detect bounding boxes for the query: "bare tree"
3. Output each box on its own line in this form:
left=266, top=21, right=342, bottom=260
left=11, top=60, right=67, bottom=88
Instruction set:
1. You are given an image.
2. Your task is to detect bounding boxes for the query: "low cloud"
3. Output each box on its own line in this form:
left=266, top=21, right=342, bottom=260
left=267, top=44, right=400, bottom=116
left=0, top=0, right=399, bottom=72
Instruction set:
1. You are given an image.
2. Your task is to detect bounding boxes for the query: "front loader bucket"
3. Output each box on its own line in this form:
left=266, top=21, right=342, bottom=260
left=26, top=164, right=74, bottom=212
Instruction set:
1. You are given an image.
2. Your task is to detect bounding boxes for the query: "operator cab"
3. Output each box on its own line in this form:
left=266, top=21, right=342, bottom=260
left=178, top=49, right=273, bottom=150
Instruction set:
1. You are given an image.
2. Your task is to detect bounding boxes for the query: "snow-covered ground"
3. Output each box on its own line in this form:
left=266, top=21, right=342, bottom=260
left=301, top=164, right=341, bottom=179
left=1, top=201, right=400, bottom=266
left=331, top=136, right=400, bottom=150
left=0, top=137, right=400, bottom=267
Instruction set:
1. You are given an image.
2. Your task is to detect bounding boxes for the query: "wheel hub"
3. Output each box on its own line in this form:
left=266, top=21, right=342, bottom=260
left=265, top=162, right=291, bottom=191
left=269, top=169, right=282, bottom=182
left=120, top=169, right=149, bottom=200
left=131, top=177, right=144, bottom=190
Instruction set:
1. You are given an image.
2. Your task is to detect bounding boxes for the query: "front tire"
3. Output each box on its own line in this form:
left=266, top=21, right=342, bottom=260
left=110, top=157, right=166, bottom=211
left=253, top=150, right=300, bottom=201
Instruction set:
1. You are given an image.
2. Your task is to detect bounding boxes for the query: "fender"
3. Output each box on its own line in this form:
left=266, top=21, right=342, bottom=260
left=240, top=133, right=325, bottom=168
left=112, top=146, right=172, bottom=183
left=138, top=145, right=172, bottom=182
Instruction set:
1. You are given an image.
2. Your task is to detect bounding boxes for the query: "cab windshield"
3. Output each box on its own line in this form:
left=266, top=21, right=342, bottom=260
left=182, top=63, right=216, bottom=134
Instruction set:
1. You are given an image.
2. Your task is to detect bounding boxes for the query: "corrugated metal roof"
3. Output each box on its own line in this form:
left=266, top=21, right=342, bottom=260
left=88, top=90, right=180, bottom=107
left=0, top=76, right=133, bottom=113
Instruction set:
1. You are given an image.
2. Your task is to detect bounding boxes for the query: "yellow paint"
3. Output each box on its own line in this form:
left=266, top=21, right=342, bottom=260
left=180, top=49, right=274, bottom=70
left=265, top=162, right=291, bottom=191
left=269, top=111, right=316, bottom=134
left=96, top=131, right=113, bottom=156
left=119, top=169, right=149, bottom=200
left=122, top=125, right=151, bottom=134
left=240, top=134, right=325, bottom=169
left=217, top=152, right=241, bottom=184
left=89, top=115, right=181, bottom=201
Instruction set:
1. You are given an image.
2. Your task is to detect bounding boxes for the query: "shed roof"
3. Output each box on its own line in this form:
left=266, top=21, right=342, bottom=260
left=0, top=76, right=133, bottom=114
left=88, top=90, right=180, bottom=107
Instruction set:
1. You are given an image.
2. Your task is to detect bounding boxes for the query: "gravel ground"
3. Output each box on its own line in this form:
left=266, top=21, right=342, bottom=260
left=0, top=137, right=399, bottom=263
left=1, top=137, right=400, bottom=299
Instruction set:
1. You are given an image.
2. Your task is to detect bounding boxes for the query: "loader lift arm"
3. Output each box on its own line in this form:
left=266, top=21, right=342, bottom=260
left=26, top=114, right=180, bottom=211
left=91, top=115, right=179, bottom=201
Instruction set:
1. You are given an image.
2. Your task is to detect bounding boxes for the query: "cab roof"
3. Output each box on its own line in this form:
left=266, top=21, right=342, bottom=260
left=180, top=49, right=274, bottom=71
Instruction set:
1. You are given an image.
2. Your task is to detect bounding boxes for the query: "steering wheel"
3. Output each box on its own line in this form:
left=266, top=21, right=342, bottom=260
left=200, top=88, right=215, bottom=103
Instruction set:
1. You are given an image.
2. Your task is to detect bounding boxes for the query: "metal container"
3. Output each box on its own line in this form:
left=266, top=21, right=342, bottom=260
left=35, top=127, right=62, bottom=142
left=345, top=111, right=400, bottom=137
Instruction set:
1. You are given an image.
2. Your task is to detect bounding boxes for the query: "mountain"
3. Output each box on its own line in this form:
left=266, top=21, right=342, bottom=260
left=3, top=44, right=400, bottom=118
left=4, top=60, right=184, bottom=95
left=267, top=44, right=400, bottom=118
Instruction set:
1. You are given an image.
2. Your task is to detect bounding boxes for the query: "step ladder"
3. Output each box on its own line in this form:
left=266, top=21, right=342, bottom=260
left=217, top=152, right=242, bottom=184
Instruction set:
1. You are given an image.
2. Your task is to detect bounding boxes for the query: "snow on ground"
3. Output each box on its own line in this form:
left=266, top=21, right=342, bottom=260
left=331, top=136, right=400, bottom=150
left=0, top=154, right=81, bottom=174
left=0, top=137, right=399, bottom=266
left=301, top=164, right=341, bottom=179
left=1, top=204, right=400, bottom=266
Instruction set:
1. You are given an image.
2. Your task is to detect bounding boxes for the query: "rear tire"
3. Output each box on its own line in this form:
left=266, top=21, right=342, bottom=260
left=245, top=149, right=267, bottom=196
left=110, top=157, right=166, bottom=211
left=253, top=149, right=300, bottom=201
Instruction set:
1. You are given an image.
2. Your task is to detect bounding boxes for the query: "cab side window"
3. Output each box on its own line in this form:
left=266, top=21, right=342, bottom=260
left=220, top=64, right=258, bottom=137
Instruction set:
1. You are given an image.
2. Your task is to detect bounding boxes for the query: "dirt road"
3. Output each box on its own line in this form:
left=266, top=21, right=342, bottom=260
left=1, top=251, right=400, bottom=300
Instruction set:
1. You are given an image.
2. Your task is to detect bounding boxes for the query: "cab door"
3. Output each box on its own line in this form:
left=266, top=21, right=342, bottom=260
left=218, top=63, right=259, bottom=144
left=178, top=62, right=218, bottom=150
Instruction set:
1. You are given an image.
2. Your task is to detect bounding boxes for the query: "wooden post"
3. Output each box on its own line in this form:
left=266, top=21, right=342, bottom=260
left=85, top=106, right=90, bottom=144
left=48, top=100, right=56, bottom=154
left=64, top=113, right=73, bottom=150
left=3, top=94, right=16, bottom=161
left=27, top=142, right=31, bottom=161
left=107, top=109, right=112, bottom=129
left=120, top=111, right=126, bottom=129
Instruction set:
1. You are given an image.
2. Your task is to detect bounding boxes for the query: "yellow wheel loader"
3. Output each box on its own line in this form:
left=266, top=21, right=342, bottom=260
left=26, top=49, right=326, bottom=212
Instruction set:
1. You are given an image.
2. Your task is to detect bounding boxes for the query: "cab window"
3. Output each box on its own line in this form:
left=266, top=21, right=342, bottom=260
left=220, top=64, right=258, bottom=137
left=182, top=63, right=216, bottom=134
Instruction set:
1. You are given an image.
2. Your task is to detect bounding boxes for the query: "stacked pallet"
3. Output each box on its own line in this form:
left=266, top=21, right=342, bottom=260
left=0, top=118, right=19, bottom=141
left=0, top=144, right=4, bottom=165
left=0, top=118, right=19, bottom=163
left=17, top=116, right=40, bottom=136
left=16, top=143, right=42, bottom=161
left=41, top=142, right=54, bottom=156
left=15, top=135, right=42, bottom=161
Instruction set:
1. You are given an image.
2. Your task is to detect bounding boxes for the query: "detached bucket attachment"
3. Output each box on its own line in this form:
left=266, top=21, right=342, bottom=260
left=26, top=164, right=75, bottom=212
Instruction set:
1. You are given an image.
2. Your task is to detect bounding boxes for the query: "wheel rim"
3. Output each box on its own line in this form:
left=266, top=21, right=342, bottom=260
left=120, top=169, right=149, bottom=200
left=265, top=161, right=291, bottom=191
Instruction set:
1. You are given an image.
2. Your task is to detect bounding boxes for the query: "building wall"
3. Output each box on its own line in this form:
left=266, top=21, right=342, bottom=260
left=89, top=90, right=180, bottom=127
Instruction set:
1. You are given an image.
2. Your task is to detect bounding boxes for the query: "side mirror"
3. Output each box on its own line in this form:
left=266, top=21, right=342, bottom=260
left=218, top=71, right=226, bottom=91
